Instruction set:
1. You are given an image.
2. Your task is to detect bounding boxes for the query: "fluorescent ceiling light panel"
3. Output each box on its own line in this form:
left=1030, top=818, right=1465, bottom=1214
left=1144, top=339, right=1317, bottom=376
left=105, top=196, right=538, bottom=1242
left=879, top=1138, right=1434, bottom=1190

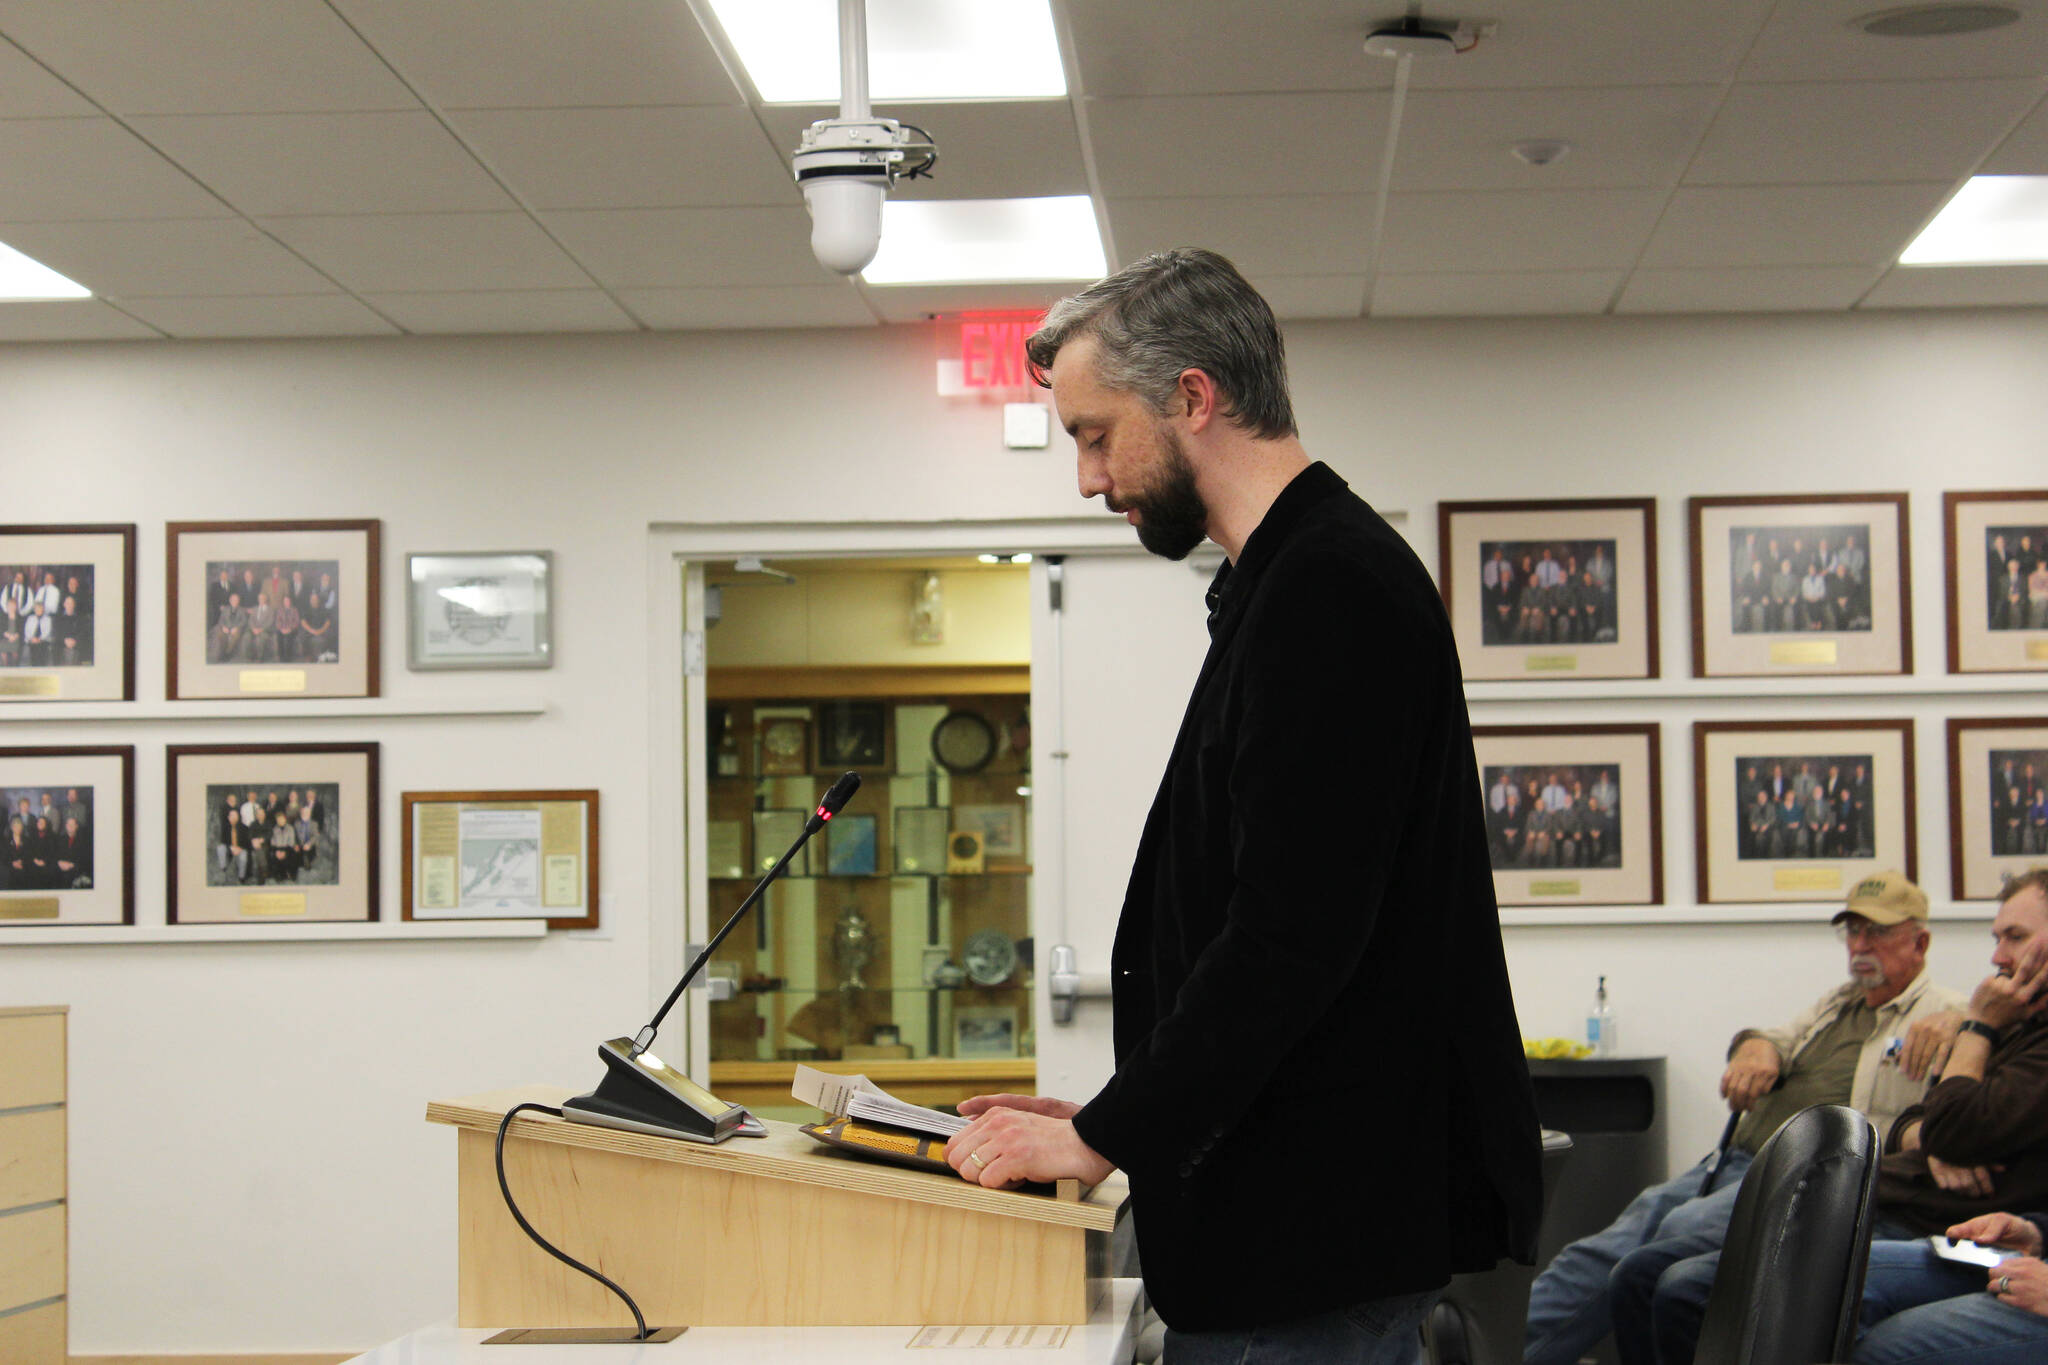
left=0, top=240, right=90, bottom=300
left=861, top=196, right=1105, bottom=285
left=707, top=0, right=1065, bottom=103
left=1899, top=176, right=2048, bottom=265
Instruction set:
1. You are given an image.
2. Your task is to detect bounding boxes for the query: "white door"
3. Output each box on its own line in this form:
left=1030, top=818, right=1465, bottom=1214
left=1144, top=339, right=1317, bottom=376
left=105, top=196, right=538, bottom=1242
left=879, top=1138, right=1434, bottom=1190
left=1028, top=550, right=1217, bottom=1104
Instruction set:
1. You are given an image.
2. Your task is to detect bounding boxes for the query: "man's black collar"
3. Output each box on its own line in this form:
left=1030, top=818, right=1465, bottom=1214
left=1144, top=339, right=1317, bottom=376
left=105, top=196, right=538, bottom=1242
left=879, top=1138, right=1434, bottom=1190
left=1204, top=462, right=1346, bottom=637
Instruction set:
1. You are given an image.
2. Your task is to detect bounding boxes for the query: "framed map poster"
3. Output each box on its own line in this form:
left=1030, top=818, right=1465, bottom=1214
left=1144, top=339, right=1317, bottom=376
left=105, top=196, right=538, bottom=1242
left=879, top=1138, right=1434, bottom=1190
left=402, top=789, right=598, bottom=929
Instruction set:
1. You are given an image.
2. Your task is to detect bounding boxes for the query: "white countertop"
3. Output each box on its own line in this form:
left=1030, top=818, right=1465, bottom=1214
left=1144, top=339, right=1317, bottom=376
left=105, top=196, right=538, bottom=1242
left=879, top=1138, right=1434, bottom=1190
left=346, top=1279, right=1144, bottom=1365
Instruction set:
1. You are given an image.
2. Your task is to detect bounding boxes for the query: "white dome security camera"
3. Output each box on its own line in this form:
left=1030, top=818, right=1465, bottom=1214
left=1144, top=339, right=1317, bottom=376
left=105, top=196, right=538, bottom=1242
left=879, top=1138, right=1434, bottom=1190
left=793, top=117, right=935, bottom=276
left=800, top=176, right=886, bottom=276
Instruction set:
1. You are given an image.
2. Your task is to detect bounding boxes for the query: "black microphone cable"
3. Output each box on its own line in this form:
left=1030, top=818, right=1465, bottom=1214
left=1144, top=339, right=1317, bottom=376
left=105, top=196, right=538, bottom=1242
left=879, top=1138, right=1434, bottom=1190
left=494, top=1102, right=650, bottom=1340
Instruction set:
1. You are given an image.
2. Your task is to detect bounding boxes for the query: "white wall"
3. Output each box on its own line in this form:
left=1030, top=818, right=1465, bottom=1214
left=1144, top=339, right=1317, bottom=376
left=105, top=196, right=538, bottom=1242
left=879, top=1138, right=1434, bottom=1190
left=0, top=306, right=2043, bottom=1352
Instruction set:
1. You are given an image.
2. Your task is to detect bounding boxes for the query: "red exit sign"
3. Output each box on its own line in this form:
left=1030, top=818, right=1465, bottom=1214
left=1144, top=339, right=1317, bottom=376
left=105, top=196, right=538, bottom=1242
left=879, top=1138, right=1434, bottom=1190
left=959, top=317, right=1034, bottom=389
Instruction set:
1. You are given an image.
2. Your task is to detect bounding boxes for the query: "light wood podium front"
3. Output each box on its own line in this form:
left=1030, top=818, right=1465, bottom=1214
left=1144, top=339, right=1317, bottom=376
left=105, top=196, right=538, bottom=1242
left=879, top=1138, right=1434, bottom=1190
left=427, top=1085, right=1128, bottom=1330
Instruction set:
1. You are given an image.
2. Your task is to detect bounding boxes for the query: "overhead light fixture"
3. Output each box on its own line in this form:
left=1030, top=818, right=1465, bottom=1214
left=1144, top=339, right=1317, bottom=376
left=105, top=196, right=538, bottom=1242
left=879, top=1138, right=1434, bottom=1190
left=1510, top=139, right=1572, bottom=168
left=706, top=0, right=1066, bottom=103
left=861, top=196, right=1106, bottom=285
left=1856, top=4, right=2020, bottom=36
left=0, top=240, right=90, bottom=300
left=1898, top=176, right=2048, bottom=265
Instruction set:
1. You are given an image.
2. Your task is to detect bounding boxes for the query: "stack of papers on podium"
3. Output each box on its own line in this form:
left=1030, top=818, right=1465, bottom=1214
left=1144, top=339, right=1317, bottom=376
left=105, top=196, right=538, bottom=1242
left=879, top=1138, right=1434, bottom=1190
left=793, top=1064, right=969, bottom=1137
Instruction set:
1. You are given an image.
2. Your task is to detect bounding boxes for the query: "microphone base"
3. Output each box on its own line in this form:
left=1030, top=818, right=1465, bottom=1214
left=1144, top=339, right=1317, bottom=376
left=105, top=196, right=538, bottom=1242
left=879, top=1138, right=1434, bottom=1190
left=558, top=1037, right=751, bottom=1144
left=483, top=1326, right=688, bottom=1345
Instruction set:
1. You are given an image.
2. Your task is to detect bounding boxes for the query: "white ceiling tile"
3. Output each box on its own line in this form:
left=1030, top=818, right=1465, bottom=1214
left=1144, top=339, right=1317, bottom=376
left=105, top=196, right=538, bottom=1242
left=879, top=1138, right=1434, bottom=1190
left=1639, top=183, right=1956, bottom=267
left=131, top=112, right=515, bottom=217
left=1246, top=275, right=1366, bottom=320
left=1088, top=94, right=1390, bottom=198
left=542, top=206, right=842, bottom=288
left=0, top=218, right=336, bottom=296
left=615, top=285, right=877, bottom=330
left=447, top=107, right=794, bottom=210
left=1371, top=270, right=1621, bottom=317
left=0, top=0, right=414, bottom=113
left=259, top=213, right=592, bottom=292
left=332, top=0, right=740, bottom=109
left=1739, top=1, right=2048, bottom=83
left=1107, top=196, right=1374, bottom=276
left=1860, top=263, right=2048, bottom=308
left=0, top=35, right=92, bottom=115
left=860, top=281, right=1075, bottom=325
left=1065, top=0, right=1774, bottom=95
left=1984, top=96, right=2048, bottom=174
left=1378, top=190, right=1669, bottom=272
left=363, top=289, right=639, bottom=334
left=117, top=293, right=397, bottom=338
left=1686, top=79, right=2045, bottom=185
left=0, top=298, right=159, bottom=341
left=1616, top=266, right=1885, bottom=313
left=0, top=118, right=228, bottom=220
left=1393, top=86, right=1719, bottom=192
left=757, top=101, right=1089, bottom=202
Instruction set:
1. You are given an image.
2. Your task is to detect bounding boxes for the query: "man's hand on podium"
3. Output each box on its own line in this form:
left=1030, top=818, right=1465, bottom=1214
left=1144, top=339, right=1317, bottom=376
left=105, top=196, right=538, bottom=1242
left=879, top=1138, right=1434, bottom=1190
left=944, top=1094, right=1115, bottom=1189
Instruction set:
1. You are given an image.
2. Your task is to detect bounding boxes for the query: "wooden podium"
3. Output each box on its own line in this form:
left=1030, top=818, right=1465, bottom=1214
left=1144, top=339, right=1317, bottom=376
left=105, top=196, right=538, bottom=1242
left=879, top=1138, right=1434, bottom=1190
left=427, top=1085, right=1129, bottom=1329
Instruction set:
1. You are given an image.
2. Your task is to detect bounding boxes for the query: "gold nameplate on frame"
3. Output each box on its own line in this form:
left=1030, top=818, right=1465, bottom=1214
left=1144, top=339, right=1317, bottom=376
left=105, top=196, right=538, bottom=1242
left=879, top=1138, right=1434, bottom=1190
left=1525, top=655, right=1578, bottom=673
left=1774, top=866, right=1843, bottom=892
left=240, top=892, right=308, bottom=916
left=2029, top=640, right=2048, bottom=662
left=0, top=676, right=60, bottom=697
left=1769, top=641, right=1838, bottom=666
left=1530, top=880, right=1582, bottom=897
left=0, top=897, right=61, bottom=919
left=239, top=669, right=308, bottom=693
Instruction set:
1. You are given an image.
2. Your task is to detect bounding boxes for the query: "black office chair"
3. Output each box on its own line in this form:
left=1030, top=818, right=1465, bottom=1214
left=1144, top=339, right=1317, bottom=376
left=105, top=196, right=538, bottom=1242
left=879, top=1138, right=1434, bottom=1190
left=1421, top=1128, right=1575, bottom=1365
left=1692, top=1103, right=1878, bottom=1365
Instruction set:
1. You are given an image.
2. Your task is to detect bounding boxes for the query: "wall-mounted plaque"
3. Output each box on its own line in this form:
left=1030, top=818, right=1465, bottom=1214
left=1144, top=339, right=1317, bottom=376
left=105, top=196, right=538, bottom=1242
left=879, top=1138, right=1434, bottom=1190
left=402, top=789, right=598, bottom=929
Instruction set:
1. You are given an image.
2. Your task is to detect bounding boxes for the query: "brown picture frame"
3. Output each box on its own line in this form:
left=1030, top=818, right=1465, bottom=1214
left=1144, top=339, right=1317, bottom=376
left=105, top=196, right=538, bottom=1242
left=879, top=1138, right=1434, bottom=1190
left=167, top=742, right=380, bottom=924
left=1689, top=493, right=1911, bottom=678
left=166, top=519, right=381, bottom=701
left=1437, top=498, right=1659, bottom=681
left=1693, top=719, right=1916, bottom=905
left=0, top=744, right=134, bottom=927
left=1947, top=717, right=2048, bottom=901
left=1471, top=723, right=1664, bottom=908
left=0, top=523, right=137, bottom=703
left=400, top=789, right=599, bottom=930
left=1944, top=489, right=2048, bottom=675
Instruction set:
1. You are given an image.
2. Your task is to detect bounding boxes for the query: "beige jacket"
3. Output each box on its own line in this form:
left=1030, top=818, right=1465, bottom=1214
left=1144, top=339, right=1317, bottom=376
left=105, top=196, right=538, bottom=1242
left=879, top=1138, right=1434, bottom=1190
left=1731, top=969, right=1966, bottom=1142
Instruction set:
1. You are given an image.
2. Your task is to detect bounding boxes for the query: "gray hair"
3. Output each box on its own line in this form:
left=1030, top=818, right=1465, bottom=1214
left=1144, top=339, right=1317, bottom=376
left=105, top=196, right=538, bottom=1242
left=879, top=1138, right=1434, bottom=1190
left=1024, top=248, right=1296, bottom=440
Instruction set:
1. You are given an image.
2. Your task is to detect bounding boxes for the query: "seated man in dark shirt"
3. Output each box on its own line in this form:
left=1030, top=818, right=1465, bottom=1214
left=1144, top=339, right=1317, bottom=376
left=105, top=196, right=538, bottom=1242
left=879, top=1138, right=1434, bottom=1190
left=1851, top=1208, right=2048, bottom=1364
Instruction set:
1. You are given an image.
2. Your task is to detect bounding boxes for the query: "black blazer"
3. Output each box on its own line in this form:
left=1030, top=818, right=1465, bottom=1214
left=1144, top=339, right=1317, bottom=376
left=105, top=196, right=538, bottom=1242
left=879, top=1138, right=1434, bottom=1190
left=1071, top=463, right=1542, bottom=1331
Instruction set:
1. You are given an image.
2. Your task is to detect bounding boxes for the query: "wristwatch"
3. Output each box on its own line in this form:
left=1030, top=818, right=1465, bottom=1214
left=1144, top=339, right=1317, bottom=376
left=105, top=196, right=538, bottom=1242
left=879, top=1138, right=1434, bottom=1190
left=1957, top=1019, right=2003, bottom=1046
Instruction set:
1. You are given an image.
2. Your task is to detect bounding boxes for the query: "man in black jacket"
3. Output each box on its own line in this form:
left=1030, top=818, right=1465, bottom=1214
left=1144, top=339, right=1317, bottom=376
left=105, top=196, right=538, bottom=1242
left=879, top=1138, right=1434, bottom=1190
left=941, top=248, right=1542, bottom=1361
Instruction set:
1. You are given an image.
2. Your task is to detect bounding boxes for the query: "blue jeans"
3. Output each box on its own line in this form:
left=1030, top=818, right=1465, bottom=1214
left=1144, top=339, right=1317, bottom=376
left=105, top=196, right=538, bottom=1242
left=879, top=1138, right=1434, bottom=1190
left=1164, top=1288, right=1440, bottom=1364
left=1611, top=1216, right=1924, bottom=1365
left=1852, top=1237, right=2048, bottom=1364
left=1523, top=1151, right=1750, bottom=1365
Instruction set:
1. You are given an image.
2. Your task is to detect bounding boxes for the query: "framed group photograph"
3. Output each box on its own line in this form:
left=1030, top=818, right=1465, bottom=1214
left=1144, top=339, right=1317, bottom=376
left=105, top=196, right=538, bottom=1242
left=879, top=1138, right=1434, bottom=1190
left=1473, top=724, right=1663, bottom=908
left=0, top=523, right=136, bottom=702
left=1, top=745, right=132, bottom=927
left=167, top=743, right=379, bottom=923
left=1694, top=720, right=1915, bottom=904
left=1689, top=494, right=1910, bottom=678
left=167, top=519, right=380, bottom=700
left=1438, top=498, right=1659, bottom=681
left=406, top=551, right=552, bottom=671
left=402, top=789, right=597, bottom=929
left=1945, top=490, right=2048, bottom=674
left=1947, top=718, right=2048, bottom=901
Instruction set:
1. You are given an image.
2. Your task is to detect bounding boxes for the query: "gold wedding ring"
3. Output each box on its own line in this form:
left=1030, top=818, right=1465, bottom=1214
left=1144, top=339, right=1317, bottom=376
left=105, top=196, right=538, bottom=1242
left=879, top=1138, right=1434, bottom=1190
left=967, top=1149, right=988, bottom=1169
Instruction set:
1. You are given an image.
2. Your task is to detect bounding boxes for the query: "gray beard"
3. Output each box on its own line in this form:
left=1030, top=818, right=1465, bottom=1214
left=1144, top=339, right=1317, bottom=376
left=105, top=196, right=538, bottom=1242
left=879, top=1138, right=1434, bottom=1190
left=1132, top=426, right=1210, bottom=562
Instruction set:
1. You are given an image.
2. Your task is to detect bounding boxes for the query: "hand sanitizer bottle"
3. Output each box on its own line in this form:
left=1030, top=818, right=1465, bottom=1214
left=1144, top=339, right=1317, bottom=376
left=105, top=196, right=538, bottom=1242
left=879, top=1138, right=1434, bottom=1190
left=1587, top=976, right=1617, bottom=1057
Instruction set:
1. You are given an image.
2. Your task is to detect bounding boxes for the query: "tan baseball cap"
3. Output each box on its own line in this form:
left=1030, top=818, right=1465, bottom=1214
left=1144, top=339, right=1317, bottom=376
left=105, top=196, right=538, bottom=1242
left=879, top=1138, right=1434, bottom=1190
left=1835, top=870, right=1929, bottom=926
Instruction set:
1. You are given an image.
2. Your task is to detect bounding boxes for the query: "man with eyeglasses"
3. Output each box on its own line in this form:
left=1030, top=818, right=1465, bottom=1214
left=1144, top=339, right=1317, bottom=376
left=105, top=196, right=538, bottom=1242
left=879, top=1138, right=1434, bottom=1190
left=1525, top=871, right=1965, bottom=1365
left=1613, top=867, right=2048, bottom=1365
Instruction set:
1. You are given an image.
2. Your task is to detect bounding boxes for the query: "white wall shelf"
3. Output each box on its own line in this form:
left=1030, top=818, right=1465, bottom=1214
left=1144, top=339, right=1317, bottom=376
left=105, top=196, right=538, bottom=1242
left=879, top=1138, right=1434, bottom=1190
left=0, top=696, right=546, bottom=723
left=1466, top=674, right=2048, bottom=706
left=0, top=919, right=548, bottom=945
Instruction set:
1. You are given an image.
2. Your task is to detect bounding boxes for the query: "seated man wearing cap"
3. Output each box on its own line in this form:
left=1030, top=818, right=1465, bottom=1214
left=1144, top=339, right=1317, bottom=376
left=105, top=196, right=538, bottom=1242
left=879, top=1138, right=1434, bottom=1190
left=1524, top=871, right=1964, bottom=1365
left=1612, top=867, right=2048, bottom=1365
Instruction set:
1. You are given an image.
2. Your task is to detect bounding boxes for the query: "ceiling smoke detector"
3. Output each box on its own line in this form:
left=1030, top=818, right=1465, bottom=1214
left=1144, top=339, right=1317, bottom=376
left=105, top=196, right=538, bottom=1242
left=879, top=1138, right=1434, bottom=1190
left=1856, top=4, right=2020, bottom=36
left=1511, top=139, right=1572, bottom=167
left=1364, top=16, right=1459, bottom=59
